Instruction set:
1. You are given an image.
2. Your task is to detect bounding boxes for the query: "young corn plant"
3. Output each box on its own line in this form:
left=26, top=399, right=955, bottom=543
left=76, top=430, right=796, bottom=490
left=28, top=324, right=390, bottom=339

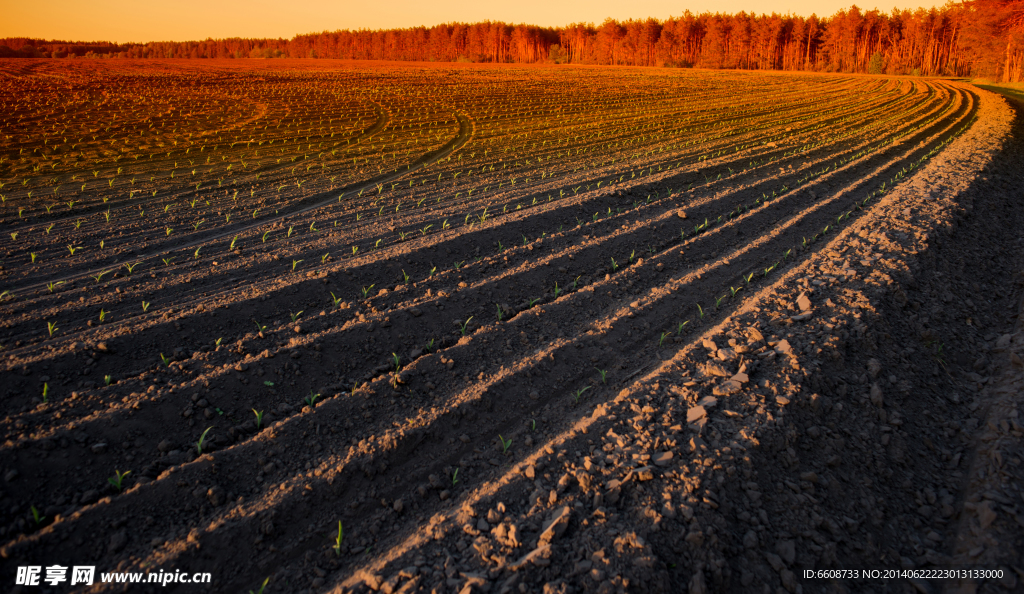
left=250, top=577, right=270, bottom=594
left=498, top=434, right=512, bottom=454
left=459, top=316, right=474, bottom=336
left=572, top=386, right=591, bottom=403
left=332, top=521, right=344, bottom=556
left=195, top=426, right=213, bottom=454
left=108, top=469, right=131, bottom=492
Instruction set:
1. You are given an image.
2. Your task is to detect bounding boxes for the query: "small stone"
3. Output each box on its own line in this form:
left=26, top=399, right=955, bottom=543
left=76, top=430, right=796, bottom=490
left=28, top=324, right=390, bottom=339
left=743, top=530, right=758, bottom=548
left=529, top=390, right=540, bottom=400
left=867, top=358, right=882, bottom=378
left=652, top=451, right=673, bottom=467
left=796, top=293, right=812, bottom=311
left=633, top=466, right=654, bottom=481
left=439, top=490, right=450, bottom=501
left=774, top=340, right=793, bottom=355
left=509, top=545, right=551, bottom=570
left=157, top=440, right=173, bottom=453
left=393, top=499, right=404, bottom=513
left=90, top=443, right=108, bottom=454
left=731, top=372, right=749, bottom=383
left=538, top=507, right=571, bottom=545
left=705, top=362, right=729, bottom=377
left=206, top=486, right=225, bottom=506
left=702, top=338, right=718, bottom=351
left=4, top=469, right=18, bottom=482
left=776, top=395, right=791, bottom=406
left=978, top=500, right=997, bottom=529
left=713, top=380, right=742, bottom=396
left=685, top=531, right=704, bottom=547
left=716, top=348, right=737, bottom=360
left=870, top=383, right=884, bottom=407
left=776, top=539, right=796, bottom=565
left=676, top=209, right=688, bottom=219
left=686, top=405, right=706, bottom=423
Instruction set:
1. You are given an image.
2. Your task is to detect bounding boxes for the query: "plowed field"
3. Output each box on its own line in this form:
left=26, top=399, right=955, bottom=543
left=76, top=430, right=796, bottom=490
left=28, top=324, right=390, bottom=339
left=1, top=60, right=1021, bottom=594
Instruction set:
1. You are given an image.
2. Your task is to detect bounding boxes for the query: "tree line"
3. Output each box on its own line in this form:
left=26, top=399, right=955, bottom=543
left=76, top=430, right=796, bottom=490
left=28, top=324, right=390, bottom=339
left=2, top=1, right=1021, bottom=82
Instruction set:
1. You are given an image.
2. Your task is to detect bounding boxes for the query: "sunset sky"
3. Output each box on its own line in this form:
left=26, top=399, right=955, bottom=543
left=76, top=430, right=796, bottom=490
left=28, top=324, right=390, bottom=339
left=6, top=0, right=944, bottom=43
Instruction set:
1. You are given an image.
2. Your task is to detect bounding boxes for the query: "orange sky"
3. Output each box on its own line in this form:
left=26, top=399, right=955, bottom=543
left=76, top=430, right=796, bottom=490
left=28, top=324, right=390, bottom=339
left=5, top=0, right=945, bottom=43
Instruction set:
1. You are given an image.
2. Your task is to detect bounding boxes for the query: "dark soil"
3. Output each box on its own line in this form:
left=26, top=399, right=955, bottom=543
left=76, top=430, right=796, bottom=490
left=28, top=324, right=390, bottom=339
left=0, top=61, right=1020, bottom=594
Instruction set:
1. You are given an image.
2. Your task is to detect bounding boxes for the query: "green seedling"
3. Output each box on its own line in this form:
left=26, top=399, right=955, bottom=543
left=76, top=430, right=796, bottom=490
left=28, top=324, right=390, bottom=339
left=332, top=521, right=344, bottom=556
left=696, top=303, right=705, bottom=319
left=596, top=368, right=607, bottom=383
left=142, top=301, right=151, bottom=312
left=453, top=260, right=464, bottom=270
left=321, top=253, right=330, bottom=264
left=42, top=382, right=49, bottom=402
left=195, top=426, right=213, bottom=454
left=264, top=381, right=275, bottom=387
left=730, top=286, right=741, bottom=297
left=99, top=308, right=108, bottom=323
left=104, top=375, right=113, bottom=386
left=529, top=419, right=536, bottom=431
left=498, top=434, right=512, bottom=454
left=30, top=252, right=38, bottom=264
left=31, top=506, right=45, bottom=526
left=528, top=297, right=540, bottom=308
left=659, top=331, right=671, bottom=346
left=391, top=352, right=401, bottom=372
left=290, top=311, right=303, bottom=323
left=255, top=321, right=267, bottom=334
left=304, top=391, right=321, bottom=406
left=572, top=386, right=591, bottom=403
left=291, top=259, right=303, bottom=271
left=124, top=262, right=140, bottom=275
left=715, top=295, right=726, bottom=308
left=402, top=269, right=410, bottom=284
left=262, top=230, right=272, bottom=243
left=425, top=338, right=435, bottom=352
left=250, top=577, right=270, bottom=594
left=452, top=468, right=459, bottom=485
left=108, top=469, right=131, bottom=492
left=610, top=257, right=618, bottom=271
left=215, top=337, right=223, bottom=347
left=330, top=292, right=344, bottom=308
left=553, top=282, right=561, bottom=298
left=459, top=316, right=474, bottom=336
left=160, top=353, right=171, bottom=366
left=677, top=321, right=690, bottom=334
left=361, top=284, right=375, bottom=298
left=573, top=275, right=582, bottom=290
left=193, top=246, right=202, bottom=260
left=47, top=321, right=58, bottom=337
left=496, top=304, right=504, bottom=321
left=162, top=257, right=175, bottom=266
